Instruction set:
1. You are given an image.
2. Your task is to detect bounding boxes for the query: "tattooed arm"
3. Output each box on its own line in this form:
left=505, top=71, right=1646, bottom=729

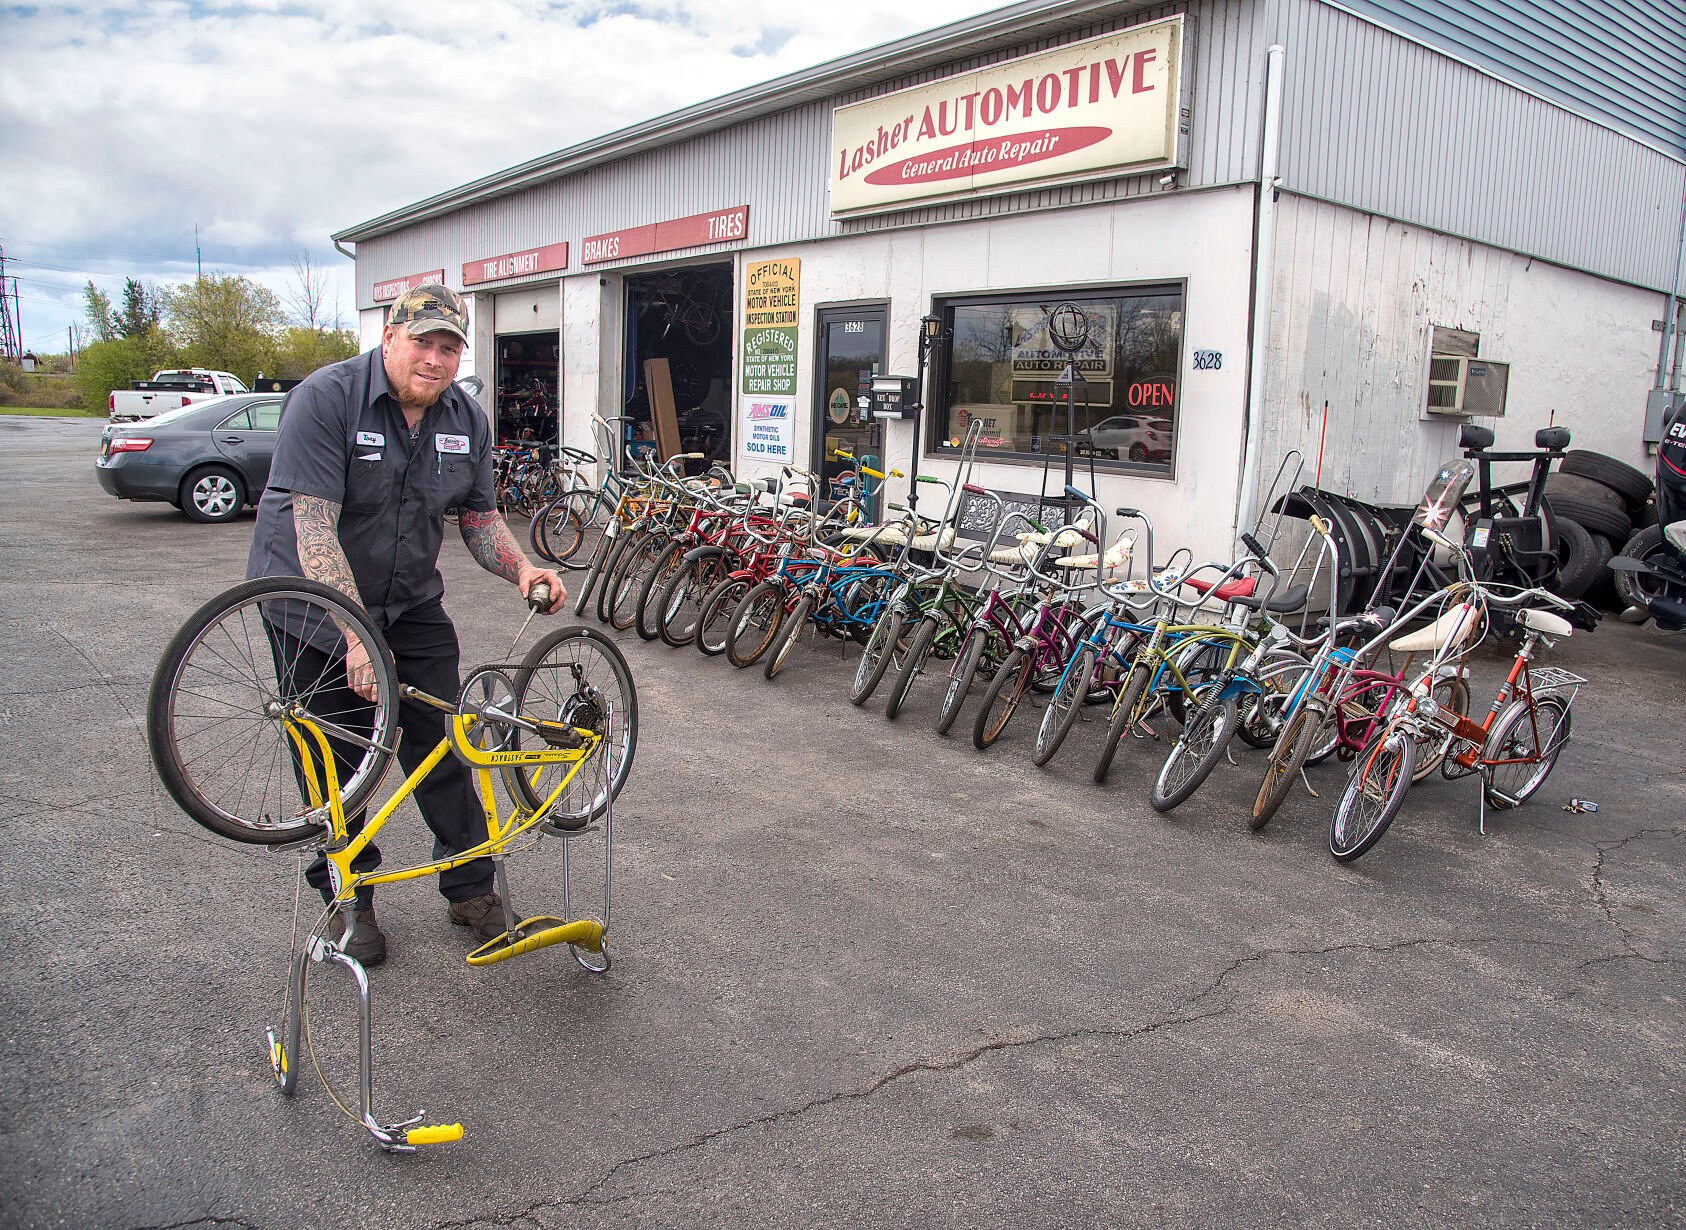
left=293, top=494, right=379, bottom=700
left=459, top=509, right=565, bottom=611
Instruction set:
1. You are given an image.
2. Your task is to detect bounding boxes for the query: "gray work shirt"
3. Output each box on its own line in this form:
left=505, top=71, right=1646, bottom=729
left=247, top=347, right=497, bottom=629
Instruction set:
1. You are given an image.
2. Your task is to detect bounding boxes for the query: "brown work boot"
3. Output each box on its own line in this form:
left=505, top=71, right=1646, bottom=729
left=329, top=907, right=387, bottom=966
left=447, top=893, right=508, bottom=942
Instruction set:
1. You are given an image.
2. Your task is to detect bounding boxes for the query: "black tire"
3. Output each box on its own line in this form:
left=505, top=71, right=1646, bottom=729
left=590, top=531, right=636, bottom=621
left=179, top=464, right=246, bottom=524
left=571, top=532, right=615, bottom=617
left=972, top=648, right=1031, bottom=750
left=1558, top=450, right=1653, bottom=508
left=725, top=580, right=785, bottom=668
left=1150, top=692, right=1240, bottom=813
left=656, top=554, right=722, bottom=648
left=695, top=575, right=749, bottom=657
left=506, top=625, right=637, bottom=828
left=1329, top=729, right=1416, bottom=863
left=633, top=541, right=686, bottom=641
left=1033, top=647, right=1096, bottom=766
left=1545, top=472, right=1630, bottom=519
left=851, top=608, right=905, bottom=705
left=884, top=615, right=940, bottom=719
left=1549, top=514, right=1601, bottom=601
left=530, top=498, right=587, bottom=567
left=1613, top=525, right=1673, bottom=611
left=147, top=577, right=398, bottom=844
left=1093, top=663, right=1152, bottom=784
left=610, top=531, right=666, bottom=631
left=936, top=626, right=999, bottom=735
left=763, top=594, right=813, bottom=680
left=1250, top=698, right=1328, bottom=831
left=1482, top=695, right=1572, bottom=809
left=1544, top=493, right=1632, bottom=543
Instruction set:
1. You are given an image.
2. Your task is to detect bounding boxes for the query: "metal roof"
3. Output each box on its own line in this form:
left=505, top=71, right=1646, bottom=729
left=331, top=0, right=1147, bottom=244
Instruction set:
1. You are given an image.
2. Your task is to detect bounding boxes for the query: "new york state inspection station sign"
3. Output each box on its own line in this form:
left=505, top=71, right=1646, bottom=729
left=829, top=16, right=1184, bottom=215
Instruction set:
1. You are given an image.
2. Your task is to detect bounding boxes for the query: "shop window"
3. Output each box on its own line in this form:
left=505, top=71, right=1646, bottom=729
left=932, top=285, right=1184, bottom=474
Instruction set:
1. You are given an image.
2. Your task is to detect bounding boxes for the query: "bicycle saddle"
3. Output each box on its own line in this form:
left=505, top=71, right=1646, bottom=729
left=1182, top=575, right=1257, bottom=601
left=1231, top=583, right=1309, bottom=614
left=1519, top=607, right=1573, bottom=637
left=1389, top=602, right=1479, bottom=654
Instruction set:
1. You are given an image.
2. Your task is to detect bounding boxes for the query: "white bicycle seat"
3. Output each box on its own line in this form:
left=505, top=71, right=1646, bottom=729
left=1518, top=607, right=1573, bottom=637
left=1389, top=602, right=1478, bottom=654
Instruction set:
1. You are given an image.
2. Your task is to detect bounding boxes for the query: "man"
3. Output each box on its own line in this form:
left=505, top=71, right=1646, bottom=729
left=248, top=282, right=565, bottom=965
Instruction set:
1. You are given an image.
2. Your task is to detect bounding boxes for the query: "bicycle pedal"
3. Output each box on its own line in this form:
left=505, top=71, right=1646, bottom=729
left=465, top=917, right=603, bottom=966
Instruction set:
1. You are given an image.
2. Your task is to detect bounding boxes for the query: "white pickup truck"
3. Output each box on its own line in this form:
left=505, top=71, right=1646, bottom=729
left=108, top=369, right=250, bottom=422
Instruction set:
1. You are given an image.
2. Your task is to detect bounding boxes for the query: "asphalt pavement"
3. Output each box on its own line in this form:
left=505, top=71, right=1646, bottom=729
left=1, top=414, right=1681, bottom=1229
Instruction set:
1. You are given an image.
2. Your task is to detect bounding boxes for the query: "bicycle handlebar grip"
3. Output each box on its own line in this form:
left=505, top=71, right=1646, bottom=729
left=406, top=1124, right=465, bottom=1146
left=1064, top=484, right=1091, bottom=502
left=527, top=581, right=552, bottom=611
left=915, top=474, right=943, bottom=484
left=963, top=483, right=987, bottom=495
left=1113, top=506, right=1140, bottom=517
left=1240, top=531, right=1273, bottom=567
left=1308, top=514, right=1331, bottom=536
left=832, top=448, right=855, bottom=461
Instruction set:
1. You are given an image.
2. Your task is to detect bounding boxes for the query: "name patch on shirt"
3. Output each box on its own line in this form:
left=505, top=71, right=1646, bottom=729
left=356, top=430, right=385, bottom=447
left=436, top=433, right=471, bottom=455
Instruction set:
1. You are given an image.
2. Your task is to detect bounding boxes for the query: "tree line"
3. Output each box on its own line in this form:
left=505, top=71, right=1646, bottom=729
left=74, top=255, right=358, bottom=412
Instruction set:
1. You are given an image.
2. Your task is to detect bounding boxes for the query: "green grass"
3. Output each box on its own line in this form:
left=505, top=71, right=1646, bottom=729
left=1, top=406, right=104, bottom=417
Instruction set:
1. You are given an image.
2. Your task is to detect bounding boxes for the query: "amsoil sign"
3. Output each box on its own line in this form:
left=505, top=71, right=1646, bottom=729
left=373, top=269, right=446, bottom=302
left=829, top=16, right=1183, bottom=214
left=462, top=242, right=569, bottom=287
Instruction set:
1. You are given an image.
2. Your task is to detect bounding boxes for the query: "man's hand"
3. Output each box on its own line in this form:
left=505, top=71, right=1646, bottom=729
left=518, top=563, right=566, bottom=613
left=344, top=633, right=379, bottom=702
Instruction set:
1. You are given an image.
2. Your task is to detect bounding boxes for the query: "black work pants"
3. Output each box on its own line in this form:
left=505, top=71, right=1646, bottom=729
left=271, top=598, right=493, bottom=904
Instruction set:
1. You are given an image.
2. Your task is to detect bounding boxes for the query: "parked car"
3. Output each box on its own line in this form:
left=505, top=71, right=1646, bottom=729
left=108, top=368, right=250, bottom=423
left=95, top=393, right=282, bottom=523
left=1078, top=414, right=1173, bottom=463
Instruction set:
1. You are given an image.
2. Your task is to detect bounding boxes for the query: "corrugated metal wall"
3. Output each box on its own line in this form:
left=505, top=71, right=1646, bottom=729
left=1267, top=0, right=1686, bottom=293
left=1331, top=0, right=1686, bottom=157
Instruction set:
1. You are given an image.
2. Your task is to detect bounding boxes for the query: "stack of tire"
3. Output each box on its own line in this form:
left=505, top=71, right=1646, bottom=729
left=1542, top=451, right=1658, bottom=611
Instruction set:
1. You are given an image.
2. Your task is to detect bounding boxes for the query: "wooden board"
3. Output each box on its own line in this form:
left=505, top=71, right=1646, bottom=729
left=643, top=357, right=682, bottom=466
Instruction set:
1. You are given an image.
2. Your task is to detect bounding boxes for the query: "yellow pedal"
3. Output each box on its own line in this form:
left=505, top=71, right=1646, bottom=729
left=465, top=917, right=603, bottom=966
left=406, top=1123, right=464, bottom=1146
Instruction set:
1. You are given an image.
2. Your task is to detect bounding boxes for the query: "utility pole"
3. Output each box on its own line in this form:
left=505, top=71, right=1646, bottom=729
left=0, top=244, right=18, bottom=361
left=195, top=224, right=203, bottom=281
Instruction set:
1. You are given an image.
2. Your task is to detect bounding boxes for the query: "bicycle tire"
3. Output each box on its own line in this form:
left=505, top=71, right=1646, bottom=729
left=884, top=615, right=939, bottom=720
left=609, top=531, right=665, bottom=631
left=851, top=608, right=905, bottom=705
left=592, top=531, right=637, bottom=622
left=505, top=625, right=637, bottom=828
left=531, top=497, right=588, bottom=568
left=763, top=594, right=813, bottom=680
left=633, top=540, right=686, bottom=641
left=935, top=627, right=993, bottom=736
left=572, top=531, right=615, bottom=617
left=725, top=580, right=785, bottom=668
left=147, top=577, right=399, bottom=845
left=1410, top=674, right=1471, bottom=782
left=1250, top=697, right=1328, bottom=831
left=1151, top=692, right=1240, bottom=813
left=1482, top=694, right=1572, bottom=809
left=1033, top=647, right=1096, bottom=767
left=1235, top=650, right=1311, bottom=750
left=695, top=575, right=749, bottom=657
left=1093, top=663, right=1152, bottom=784
left=973, top=647, right=1030, bottom=750
left=1329, top=729, right=1416, bottom=863
left=656, top=554, right=720, bottom=648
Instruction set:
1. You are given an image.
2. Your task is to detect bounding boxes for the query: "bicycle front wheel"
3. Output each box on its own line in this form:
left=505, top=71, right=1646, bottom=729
left=726, top=580, right=785, bottom=668
left=935, top=626, right=994, bottom=736
left=1482, top=695, right=1572, bottom=809
left=884, top=615, right=940, bottom=720
left=851, top=608, right=905, bottom=705
left=147, top=577, right=399, bottom=845
left=1151, top=691, right=1240, bottom=813
left=506, top=626, right=638, bottom=828
left=763, top=594, right=813, bottom=680
left=973, top=647, right=1030, bottom=750
left=1251, top=697, right=1328, bottom=831
left=1033, top=647, right=1096, bottom=767
left=1093, top=663, right=1152, bottom=784
left=695, top=575, right=749, bottom=656
left=1330, top=729, right=1416, bottom=863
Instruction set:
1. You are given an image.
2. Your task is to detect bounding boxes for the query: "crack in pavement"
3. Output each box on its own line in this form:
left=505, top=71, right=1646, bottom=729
left=127, top=1216, right=263, bottom=1230
left=48, top=625, right=143, bottom=727
left=1587, top=827, right=1682, bottom=958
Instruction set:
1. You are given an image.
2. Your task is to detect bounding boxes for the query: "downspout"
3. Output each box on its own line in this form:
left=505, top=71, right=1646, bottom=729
left=1660, top=169, right=1686, bottom=394
left=1234, top=43, right=1286, bottom=547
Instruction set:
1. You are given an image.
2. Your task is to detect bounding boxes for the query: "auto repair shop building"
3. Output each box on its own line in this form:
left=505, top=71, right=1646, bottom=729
left=332, top=0, right=1686, bottom=564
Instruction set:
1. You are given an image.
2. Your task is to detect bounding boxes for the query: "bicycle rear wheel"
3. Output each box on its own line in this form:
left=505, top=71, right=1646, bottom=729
left=147, top=577, right=399, bottom=845
left=530, top=497, right=588, bottom=568
left=1329, top=729, right=1416, bottom=863
left=1482, top=695, right=1571, bottom=809
left=506, top=626, right=637, bottom=828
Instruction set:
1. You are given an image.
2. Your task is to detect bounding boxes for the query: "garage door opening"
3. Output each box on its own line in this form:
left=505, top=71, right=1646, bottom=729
left=622, top=263, right=733, bottom=468
left=495, top=331, right=559, bottom=448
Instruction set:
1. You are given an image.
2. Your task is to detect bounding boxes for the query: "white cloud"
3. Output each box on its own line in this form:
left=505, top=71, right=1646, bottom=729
left=0, top=0, right=1008, bottom=352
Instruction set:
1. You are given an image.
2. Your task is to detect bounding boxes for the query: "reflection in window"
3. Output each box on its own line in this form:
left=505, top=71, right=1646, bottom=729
left=935, top=288, right=1183, bottom=474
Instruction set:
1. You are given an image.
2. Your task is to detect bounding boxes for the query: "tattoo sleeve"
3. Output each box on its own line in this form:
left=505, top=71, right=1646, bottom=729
left=292, top=495, right=363, bottom=604
left=458, top=509, right=529, bottom=583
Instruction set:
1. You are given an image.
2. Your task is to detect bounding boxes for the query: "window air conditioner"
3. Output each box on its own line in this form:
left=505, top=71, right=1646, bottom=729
left=1426, top=355, right=1509, bottom=417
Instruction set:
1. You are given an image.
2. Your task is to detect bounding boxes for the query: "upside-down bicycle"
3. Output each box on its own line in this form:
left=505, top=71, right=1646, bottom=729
left=146, top=577, right=638, bottom=1150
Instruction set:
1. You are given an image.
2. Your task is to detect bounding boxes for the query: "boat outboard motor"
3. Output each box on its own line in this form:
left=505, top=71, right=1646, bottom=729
left=1610, top=400, right=1686, bottom=630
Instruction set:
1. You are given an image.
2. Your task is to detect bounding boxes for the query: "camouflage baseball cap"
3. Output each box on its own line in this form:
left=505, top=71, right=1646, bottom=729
left=388, top=283, right=469, bottom=343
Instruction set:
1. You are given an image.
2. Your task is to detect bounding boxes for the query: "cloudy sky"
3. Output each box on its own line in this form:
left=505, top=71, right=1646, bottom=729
left=0, top=0, right=1010, bottom=356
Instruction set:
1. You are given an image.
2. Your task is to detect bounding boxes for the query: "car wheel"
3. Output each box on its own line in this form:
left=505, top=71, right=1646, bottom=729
left=181, top=465, right=246, bottom=524
left=1129, top=444, right=1148, bottom=462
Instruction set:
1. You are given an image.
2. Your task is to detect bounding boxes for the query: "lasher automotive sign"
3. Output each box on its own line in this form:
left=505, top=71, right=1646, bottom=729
left=829, top=16, right=1183, bottom=214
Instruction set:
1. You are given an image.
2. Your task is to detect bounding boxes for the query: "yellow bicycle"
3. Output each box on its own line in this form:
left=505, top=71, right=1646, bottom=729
left=146, top=576, right=637, bottom=1151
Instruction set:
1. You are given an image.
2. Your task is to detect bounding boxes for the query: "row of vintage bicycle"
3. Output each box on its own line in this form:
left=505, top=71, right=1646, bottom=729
left=526, top=423, right=1584, bottom=864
